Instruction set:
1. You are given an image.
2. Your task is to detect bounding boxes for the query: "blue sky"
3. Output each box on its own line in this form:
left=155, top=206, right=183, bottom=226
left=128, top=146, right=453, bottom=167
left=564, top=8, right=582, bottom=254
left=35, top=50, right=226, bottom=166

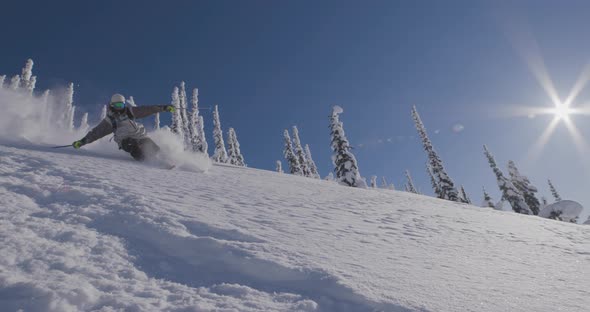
left=2, top=0, right=589, bottom=214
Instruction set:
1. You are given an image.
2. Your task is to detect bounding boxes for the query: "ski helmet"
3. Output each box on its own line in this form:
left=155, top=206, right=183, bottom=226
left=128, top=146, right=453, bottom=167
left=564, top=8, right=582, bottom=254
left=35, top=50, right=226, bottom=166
left=109, top=93, right=126, bottom=111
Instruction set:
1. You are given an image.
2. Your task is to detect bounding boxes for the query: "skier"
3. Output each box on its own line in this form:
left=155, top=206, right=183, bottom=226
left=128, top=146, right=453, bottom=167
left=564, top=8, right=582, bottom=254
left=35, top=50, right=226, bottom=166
left=72, top=94, right=176, bottom=161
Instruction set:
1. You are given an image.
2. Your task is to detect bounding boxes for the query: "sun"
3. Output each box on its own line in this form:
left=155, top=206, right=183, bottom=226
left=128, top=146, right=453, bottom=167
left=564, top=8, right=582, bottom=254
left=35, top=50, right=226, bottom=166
left=552, top=104, right=573, bottom=121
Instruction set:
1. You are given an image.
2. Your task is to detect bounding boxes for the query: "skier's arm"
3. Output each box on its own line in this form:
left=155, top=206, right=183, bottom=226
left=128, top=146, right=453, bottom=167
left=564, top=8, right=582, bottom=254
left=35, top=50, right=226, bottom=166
left=82, top=119, right=114, bottom=144
left=131, top=105, right=173, bottom=119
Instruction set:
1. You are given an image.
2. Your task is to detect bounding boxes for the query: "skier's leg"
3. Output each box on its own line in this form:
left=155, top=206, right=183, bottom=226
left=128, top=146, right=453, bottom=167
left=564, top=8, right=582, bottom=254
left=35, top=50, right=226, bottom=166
left=138, top=137, right=160, bottom=160
left=120, top=138, right=145, bottom=161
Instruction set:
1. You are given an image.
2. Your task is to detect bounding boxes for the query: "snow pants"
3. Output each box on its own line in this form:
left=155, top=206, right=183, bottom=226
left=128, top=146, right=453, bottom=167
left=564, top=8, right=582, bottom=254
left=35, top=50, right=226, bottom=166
left=120, top=137, right=160, bottom=161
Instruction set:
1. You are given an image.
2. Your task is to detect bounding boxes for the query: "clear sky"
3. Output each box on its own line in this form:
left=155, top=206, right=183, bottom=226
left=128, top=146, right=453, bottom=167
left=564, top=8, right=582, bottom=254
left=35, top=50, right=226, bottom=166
left=2, top=0, right=589, bottom=216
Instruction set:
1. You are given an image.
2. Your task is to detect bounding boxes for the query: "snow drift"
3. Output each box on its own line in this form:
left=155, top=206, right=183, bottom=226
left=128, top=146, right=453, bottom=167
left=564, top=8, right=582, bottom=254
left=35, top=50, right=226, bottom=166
left=1, top=144, right=589, bottom=312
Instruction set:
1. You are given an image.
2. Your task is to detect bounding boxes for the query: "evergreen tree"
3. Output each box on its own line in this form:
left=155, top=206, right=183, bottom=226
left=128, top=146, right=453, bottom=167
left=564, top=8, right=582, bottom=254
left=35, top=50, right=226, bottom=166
left=330, top=106, right=365, bottom=187
left=64, top=82, right=75, bottom=131
left=482, top=187, right=495, bottom=208
left=126, top=96, right=137, bottom=107
left=9, top=75, right=20, bottom=90
left=412, top=106, right=460, bottom=201
left=154, top=113, right=160, bottom=130
left=19, top=59, right=36, bottom=94
left=190, top=88, right=208, bottom=154
left=283, top=129, right=302, bottom=175
left=541, top=196, right=548, bottom=207
left=304, top=144, right=320, bottom=179
left=212, top=105, right=228, bottom=163
left=584, top=215, right=590, bottom=225
left=178, top=82, right=192, bottom=149
left=227, top=128, right=246, bottom=166
left=548, top=179, right=562, bottom=202
left=100, top=105, right=107, bottom=120
left=460, top=185, right=471, bottom=204
left=405, top=170, right=419, bottom=194
left=507, top=160, right=541, bottom=215
left=370, top=176, right=377, bottom=188
left=426, top=163, right=442, bottom=198
left=79, top=112, right=89, bottom=133
left=291, top=126, right=311, bottom=177
left=483, top=145, right=532, bottom=214
left=325, top=172, right=334, bottom=181
left=170, top=86, right=185, bottom=142
left=276, top=160, right=284, bottom=173
left=0, top=75, right=5, bottom=88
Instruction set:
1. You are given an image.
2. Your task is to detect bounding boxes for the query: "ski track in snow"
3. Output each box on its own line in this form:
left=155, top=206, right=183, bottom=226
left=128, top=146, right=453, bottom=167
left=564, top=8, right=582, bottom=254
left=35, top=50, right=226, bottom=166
left=1, top=144, right=589, bottom=311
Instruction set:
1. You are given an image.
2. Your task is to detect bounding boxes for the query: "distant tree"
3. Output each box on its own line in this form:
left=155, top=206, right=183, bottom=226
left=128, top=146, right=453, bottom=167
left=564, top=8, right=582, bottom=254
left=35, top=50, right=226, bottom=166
left=548, top=179, right=562, bottom=202
left=190, top=88, right=208, bottom=154
left=370, top=176, right=377, bottom=188
left=291, top=126, right=311, bottom=177
left=325, top=172, right=334, bottom=181
left=483, top=145, right=532, bottom=214
left=330, top=106, right=365, bottom=187
left=100, top=105, right=107, bottom=120
left=508, top=160, right=541, bottom=215
left=585, top=215, right=590, bottom=225
left=541, top=196, right=548, bottom=208
left=212, top=105, right=228, bottom=163
left=154, top=113, right=160, bottom=130
left=227, top=127, right=246, bottom=166
left=276, top=160, right=283, bottom=173
left=9, top=75, right=20, bottom=90
left=482, top=187, right=495, bottom=208
left=283, top=129, right=302, bottom=175
left=412, top=106, right=460, bottom=201
left=304, top=144, right=320, bottom=179
left=178, top=82, right=193, bottom=149
left=170, top=86, right=185, bottom=142
left=426, top=163, right=442, bottom=198
left=79, top=112, right=89, bottom=133
left=404, top=170, right=419, bottom=194
left=460, top=185, right=471, bottom=204
left=381, top=177, right=388, bottom=188
left=126, top=96, right=137, bottom=107
left=0, top=75, right=5, bottom=88
left=64, top=82, right=76, bottom=131
left=19, top=59, right=36, bottom=94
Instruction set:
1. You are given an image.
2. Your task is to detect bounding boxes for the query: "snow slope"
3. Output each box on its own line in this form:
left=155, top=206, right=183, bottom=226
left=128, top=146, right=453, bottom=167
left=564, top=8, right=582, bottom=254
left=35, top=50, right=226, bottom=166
left=1, top=143, right=590, bottom=312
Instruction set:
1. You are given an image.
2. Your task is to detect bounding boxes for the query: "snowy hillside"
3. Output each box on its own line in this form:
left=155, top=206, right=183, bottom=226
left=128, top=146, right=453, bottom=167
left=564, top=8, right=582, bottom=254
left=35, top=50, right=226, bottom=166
left=1, top=143, right=589, bottom=312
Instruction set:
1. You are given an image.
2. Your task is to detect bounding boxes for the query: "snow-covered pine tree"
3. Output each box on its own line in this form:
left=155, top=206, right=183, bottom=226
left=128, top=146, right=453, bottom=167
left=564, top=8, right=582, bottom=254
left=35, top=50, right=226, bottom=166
left=64, top=82, right=76, bottom=131
left=370, top=176, right=377, bottom=188
left=100, top=105, right=107, bottom=120
left=304, top=144, right=320, bottom=179
left=405, top=170, right=419, bottom=194
left=170, top=86, right=185, bottom=142
left=541, top=196, right=548, bottom=207
left=79, top=112, right=89, bottom=133
left=460, top=185, right=471, bottom=204
left=126, top=96, right=137, bottom=107
left=0, top=75, right=5, bottom=88
left=483, top=145, right=532, bottom=214
left=154, top=113, right=160, bottom=130
left=412, top=106, right=460, bottom=201
left=507, top=160, right=541, bottom=215
left=9, top=75, right=20, bottom=90
left=190, top=88, right=208, bottom=154
left=291, top=126, right=311, bottom=177
left=426, top=163, right=442, bottom=198
left=19, top=59, right=36, bottom=94
left=227, top=128, right=246, bottom=166
left=330, top=106, right=365, bottom=187
left=482, top=187, right=495, bottom=208
left=178, top=82, right=192, bottom=149
left=276, top=160, right=283, bottom=173
left=212, top=105, right=228, bottom=163
left=585, top=215, right=590, bottom=225
left=283, top=129, right=302, bottom=175
left=548, top=179, right=562, bottom=202
left=325, top=172, right=334, bottom=181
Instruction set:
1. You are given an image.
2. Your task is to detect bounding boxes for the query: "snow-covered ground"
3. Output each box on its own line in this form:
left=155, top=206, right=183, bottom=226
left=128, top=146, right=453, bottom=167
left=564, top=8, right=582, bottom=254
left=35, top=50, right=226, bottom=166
left=1, top=143, right=589, bottom=312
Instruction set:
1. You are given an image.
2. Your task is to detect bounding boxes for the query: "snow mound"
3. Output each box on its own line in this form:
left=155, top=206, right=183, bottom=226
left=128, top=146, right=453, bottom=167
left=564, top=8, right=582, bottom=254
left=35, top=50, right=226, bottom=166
left=539, top=200, right=584, bottom=223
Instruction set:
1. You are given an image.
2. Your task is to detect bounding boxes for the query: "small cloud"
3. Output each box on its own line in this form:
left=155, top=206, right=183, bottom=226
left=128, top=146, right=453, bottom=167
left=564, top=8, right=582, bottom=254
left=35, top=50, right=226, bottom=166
left=452, top=123, right=465, bottom=133
left=434, top=129, right=440, bottom=134
left=386, top=138, right=392, bottom=143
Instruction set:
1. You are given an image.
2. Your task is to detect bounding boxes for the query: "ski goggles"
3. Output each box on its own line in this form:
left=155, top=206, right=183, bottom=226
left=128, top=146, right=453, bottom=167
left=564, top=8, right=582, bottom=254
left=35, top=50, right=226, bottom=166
left=110, top=102, right=125, bottom=109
